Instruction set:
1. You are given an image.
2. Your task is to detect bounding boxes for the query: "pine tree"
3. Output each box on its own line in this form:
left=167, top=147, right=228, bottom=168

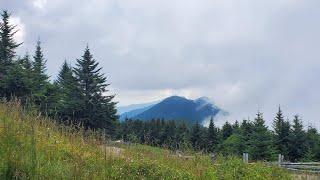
left=74, top=46, right=118, bottom=134
left=273, top=106, right=291, bottom=158
left=288, top=115, right=306, bottom=162
left=207, top=117, right=219, bottom=152
left=249, top=111, right=273, bottom=161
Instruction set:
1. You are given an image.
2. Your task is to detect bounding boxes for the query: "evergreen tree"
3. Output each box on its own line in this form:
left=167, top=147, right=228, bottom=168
left=74, top=46, right=118, bottom=134
left=190, top=121, right=202, bottom=150
left=273, top=106, right=290, bottom=157
left=55, top=61, right=82, bottom=122
left=249, top=112, right=273, bottom=161
left=240, top=119, right=253, bottom=153
left=288, top=115, right=306, bottom=162
left=207, top=117, right=219, bottom=152
left=32, top=40, right=49, bottom=91
left=0, top=10, right=22, bottom=71
left=221, top=122, right=233, bottom=140
left=176, top=122, right=190, bottom=150
left=0, top=10, right=23, bottom=97
left=303, top=127, right=320, bottom=161
left=30, top=40, right=52, bottom=113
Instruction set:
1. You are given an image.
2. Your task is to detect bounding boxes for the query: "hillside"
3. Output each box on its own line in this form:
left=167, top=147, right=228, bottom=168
left=0, top=103, right=288, bottom=179
left=0, top=101, right=290, bottom=179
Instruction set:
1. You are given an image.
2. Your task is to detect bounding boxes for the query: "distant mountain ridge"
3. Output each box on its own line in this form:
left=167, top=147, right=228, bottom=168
left=118, top=96, right=228, bottom=124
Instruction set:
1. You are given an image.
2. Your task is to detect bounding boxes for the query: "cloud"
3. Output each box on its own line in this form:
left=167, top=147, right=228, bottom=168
left=32, top=0, right=47, bottom=10
left=1, top=0, right=320, bottom=128
left=9, top=16, right=25, bottom=43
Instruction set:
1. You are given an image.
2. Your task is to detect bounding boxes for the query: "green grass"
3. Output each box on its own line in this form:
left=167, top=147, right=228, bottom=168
left=0, top=101, right=291, bottom=179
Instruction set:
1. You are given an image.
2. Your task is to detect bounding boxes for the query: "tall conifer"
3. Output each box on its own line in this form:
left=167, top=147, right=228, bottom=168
left=74, top=46, right=118, bottom=134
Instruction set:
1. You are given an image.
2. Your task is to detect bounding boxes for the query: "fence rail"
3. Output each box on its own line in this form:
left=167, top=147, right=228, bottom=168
left=241, top=153, right=320, bottom=174
left=276, top=154, right=320, bottom=174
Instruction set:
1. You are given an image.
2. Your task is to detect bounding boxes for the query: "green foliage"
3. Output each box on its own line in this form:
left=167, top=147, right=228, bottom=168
left=220, top=134, right=243, bottom=156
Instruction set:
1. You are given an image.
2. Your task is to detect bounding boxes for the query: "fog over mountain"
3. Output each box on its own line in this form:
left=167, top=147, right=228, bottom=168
left=119, top=96, right=228, bottom=126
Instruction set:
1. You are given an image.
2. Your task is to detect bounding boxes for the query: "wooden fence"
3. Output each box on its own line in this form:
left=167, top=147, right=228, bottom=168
left=241, top=153, right=320, bottom=174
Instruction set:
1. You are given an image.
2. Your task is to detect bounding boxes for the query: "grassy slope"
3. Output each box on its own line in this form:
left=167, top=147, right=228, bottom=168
left=0, top=102, right=291, bottom=179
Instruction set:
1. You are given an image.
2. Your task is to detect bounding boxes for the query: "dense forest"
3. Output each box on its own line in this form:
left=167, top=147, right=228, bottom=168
left=1, top=10, right=320, bottom=163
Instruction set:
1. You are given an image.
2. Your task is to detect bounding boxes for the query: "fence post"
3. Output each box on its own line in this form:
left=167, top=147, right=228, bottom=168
left=243, top=153, right=248, bottom=163
left=278, top=154, right=282, bottom=167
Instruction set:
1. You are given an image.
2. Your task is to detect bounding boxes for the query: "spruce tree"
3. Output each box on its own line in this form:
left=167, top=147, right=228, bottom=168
left=288, top=115, right=306, bottom=162
left=176, top=122, right=190, bottom=150
left=249, top=112, right=273, bottom=161
left=207, top=117, right=219, bottom=152
left=74, top=46, right=118, bottom=134
left=190, top=121, right=202, bottom=150
left=240, top=119, right=253, bottom=153
left=55, top=61, right=82, bottom=122
left=31, top=40, right=50, bottom=112
left=0, top=10, right=23, bottom=97
left=221, top=122, right=233, bottom=140
left=32, top=40, right=49, bottom=90
left=0, top=10, right=22, bottom=71
left=273, top=107, right=291, bottom=158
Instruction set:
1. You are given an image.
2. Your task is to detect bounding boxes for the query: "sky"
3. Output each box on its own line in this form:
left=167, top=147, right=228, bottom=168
left=1, top=0, right=320, bottom=128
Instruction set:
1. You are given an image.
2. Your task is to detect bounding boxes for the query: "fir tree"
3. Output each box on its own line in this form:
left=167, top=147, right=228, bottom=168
left=207, top=117, right=219, bottom=152
left=190, top=121, right=202, bottom=150
left=221, top=122, right=233, bottom=140
left=55, top=61, right=82, bottom=122
left=249, top=112, right=273, bottom=161
left=273, top=106, right=291, bottom=158
left=0, top=10, right=22, bottom=71
left=176, top=122, right=190, bottom=150
left=31, top=40, right=50, bottom=112
left=0, top=10, right=23, bottom=97
left=32, top=40, right=49, bottom=90
left=288, top=115, right=306, bottom=162
left=74, top=46, right=118, bottom=134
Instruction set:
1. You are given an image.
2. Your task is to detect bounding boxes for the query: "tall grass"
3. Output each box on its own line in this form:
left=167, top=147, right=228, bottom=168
left=0, top=101, right=291, bottom=179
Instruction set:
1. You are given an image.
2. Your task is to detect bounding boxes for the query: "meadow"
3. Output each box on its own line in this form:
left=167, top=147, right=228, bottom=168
left=0, top=101, right=291, bottom=179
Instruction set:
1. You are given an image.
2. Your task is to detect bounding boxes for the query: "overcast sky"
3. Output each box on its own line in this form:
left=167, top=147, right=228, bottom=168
left=1, top=0, right=320, bottom=128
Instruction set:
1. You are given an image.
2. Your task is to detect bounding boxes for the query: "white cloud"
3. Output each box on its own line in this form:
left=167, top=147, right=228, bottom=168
left=9, top=16, right=25, bottom=43
left=32, top=0, right=47, bottom=10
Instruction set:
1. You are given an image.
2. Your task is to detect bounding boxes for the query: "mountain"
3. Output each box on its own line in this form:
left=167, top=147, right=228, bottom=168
left=117, top=101, right=158, bottom=114
left=118, top=96, right=228, bottom=124
left=119, top=104, right=155, bottom=121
